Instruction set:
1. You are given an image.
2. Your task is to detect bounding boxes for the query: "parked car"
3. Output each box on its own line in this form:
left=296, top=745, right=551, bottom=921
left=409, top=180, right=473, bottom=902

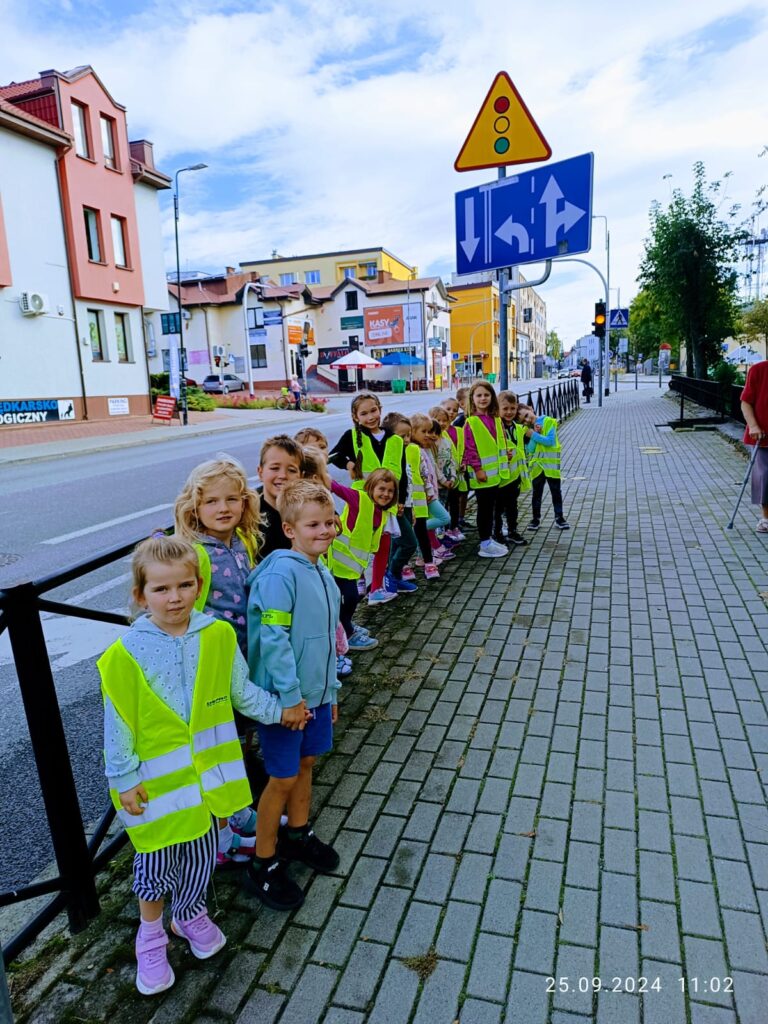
left=202, top=374, right=246, bottom=394
left=557, top=369, right=571, bottom=378
left=570, top=369, right=582, bottom=378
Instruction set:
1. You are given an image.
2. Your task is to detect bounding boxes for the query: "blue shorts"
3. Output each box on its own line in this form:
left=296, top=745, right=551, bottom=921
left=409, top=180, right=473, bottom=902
left=256, top=702, right=333, bottom=779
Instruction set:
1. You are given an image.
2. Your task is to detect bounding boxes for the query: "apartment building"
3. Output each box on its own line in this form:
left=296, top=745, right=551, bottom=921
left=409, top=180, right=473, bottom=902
left=240, top=247, right=416, bottom=289
left=0, top=66, right=169, bottom=425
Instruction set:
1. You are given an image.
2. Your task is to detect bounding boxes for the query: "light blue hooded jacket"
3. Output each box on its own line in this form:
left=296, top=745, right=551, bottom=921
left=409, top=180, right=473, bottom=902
left=247, top=550, right=341, bottom=710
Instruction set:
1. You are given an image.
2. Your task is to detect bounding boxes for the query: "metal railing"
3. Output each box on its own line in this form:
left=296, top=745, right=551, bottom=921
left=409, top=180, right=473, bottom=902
left=0, top=539, right=139, bottom=965
left=521, top=378, right=580, bottom=421
left=667, top=374, right=746, bottom=424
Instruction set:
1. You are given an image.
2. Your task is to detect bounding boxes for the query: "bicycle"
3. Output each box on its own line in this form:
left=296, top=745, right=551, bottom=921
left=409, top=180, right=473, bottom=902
left=276, top=384, right=314, bottom=412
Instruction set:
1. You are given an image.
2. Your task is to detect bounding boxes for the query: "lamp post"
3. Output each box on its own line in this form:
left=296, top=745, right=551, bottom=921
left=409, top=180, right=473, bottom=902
left=592, top=214, right=611, bottom=397
left=173, top=163, right=207, bottom=425
left=242, top=280, right=262, bottom=396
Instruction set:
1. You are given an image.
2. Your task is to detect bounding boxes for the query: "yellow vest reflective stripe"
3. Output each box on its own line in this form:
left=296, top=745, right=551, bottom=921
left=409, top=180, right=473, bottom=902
left=351, top=432, right=403, bottom=490
left=326, top=494, right=384, bottom=579
left=528, top=417, right=561, bottom=480
left=406, top=444, right=428, bottom=517
left=194, top=529, right=257, bottom=611
left=466, top=417, right=511, bottom=490
left=99, top=620, right=251, bottom=853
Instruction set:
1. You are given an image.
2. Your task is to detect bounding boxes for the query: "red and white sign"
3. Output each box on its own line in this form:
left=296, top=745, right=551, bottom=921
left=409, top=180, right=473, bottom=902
left=364, top=302, right=423, bottom=346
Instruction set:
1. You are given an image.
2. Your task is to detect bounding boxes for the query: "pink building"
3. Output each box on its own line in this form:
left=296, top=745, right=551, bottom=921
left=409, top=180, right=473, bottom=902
left=0, top=66, right=170, bottom=424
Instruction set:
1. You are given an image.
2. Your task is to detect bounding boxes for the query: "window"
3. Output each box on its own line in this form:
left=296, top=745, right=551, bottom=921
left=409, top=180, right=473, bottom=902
left=364, top=262, right=377, bottom=279
left=345, top=290, right=358, bottom=311
left=348, top=335, right=360, bottom=350
left=84, top=207, right=102, bottom=262
left=250, top=343, right=268, bottom=368
left=161, top=348, right=171, bottom=371
left=100, top=115, right=117, bottom=169
left=87, top=309, right=105, bottom=360
left=72, top=102, right=90, bottom=158
left=304, top=270, right=321, bottom=284
left=111, top=216, right=128, bottom=268
left=247, top=306, right=264, bottom=329
left=115, top=312, right=130, bottom=362
left=279, top=272, right=298, bottom=286
left=342, top=267, right=355, bottom=280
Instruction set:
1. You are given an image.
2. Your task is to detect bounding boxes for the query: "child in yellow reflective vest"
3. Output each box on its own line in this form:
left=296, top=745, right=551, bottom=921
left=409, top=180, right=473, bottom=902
left=494, top=390, right=530, bottom=548
left=518, top=406, right=570, bottom=531
left=99, top=535, right=299, bottom=997
left=463, top=381, right=510, bottom=558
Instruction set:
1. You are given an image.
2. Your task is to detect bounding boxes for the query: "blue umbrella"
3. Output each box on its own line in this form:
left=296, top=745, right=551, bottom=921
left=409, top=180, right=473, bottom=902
left=380, top=351, right=426, bottom=366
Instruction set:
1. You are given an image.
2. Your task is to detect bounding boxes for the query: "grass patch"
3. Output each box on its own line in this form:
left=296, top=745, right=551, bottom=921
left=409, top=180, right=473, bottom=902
left=401, top=946, right=439, bottom=981
left=7, top=932, right=70, bottom=1002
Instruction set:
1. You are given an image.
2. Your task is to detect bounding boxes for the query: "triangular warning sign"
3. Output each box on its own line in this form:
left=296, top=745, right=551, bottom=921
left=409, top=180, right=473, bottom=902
left=455, top=72, right=551, bottom=172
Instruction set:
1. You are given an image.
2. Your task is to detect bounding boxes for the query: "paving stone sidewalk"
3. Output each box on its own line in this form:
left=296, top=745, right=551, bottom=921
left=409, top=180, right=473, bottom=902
left=8, top=388, right=768, bottom=1024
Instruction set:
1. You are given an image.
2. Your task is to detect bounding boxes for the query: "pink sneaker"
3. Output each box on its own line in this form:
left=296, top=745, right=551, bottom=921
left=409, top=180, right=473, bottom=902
left=135, top=925, right=174, bottom=996
left=433, top=545, right=455, bottom=561
left=171, top=911, right=226, bottom=960
left=424, top=563, right=440, bottom=580
left=401, top=566, right=416, bottom=581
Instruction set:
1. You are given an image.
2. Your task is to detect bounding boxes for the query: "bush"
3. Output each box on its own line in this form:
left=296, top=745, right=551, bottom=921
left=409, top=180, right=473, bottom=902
left=215, top=393, right=329, bottom=412
left=150, top=386, right=215, bottom=412
left=709, top=360, right=745, bottom=388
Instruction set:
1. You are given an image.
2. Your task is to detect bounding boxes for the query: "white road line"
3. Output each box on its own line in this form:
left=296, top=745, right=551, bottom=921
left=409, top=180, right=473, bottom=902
left=67, top=572, right=132, bottom=605
left=43, top=504, right=172, bottom=545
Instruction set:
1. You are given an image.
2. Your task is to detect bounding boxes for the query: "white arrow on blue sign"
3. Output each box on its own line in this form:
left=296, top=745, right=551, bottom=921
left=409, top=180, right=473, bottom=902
left=455, top=152, right=594, bottom=275
left=609, top=308, right=629, bottom=329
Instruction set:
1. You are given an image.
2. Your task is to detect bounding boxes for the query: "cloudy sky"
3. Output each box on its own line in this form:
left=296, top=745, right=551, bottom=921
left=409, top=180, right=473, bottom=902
left=2, top=0, right=766, bottom=346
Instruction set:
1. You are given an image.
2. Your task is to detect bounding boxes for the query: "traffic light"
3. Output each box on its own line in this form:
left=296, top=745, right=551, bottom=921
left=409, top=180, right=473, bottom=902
left=214, top=355, right=221, bottom=367
left=593, top=301, right=606, bottom=339
left=300, top=320, right=311, bottom=358
left=299, top=341, right=310, bottom=359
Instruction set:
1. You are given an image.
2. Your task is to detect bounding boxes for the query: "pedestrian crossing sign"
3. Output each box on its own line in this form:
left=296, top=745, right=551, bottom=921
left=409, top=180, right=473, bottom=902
left=609, top=308, right=629, bottom=329
left=454, top=71, right=551, bottom=172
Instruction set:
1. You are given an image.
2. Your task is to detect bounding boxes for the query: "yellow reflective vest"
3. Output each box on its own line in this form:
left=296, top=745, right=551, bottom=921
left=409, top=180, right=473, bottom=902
left=405, top=444, right=428, bottom=518
left=465, top=416, right=510, bottom=490
left=528, top=416, right=561, bottom=480
left=443, top=428, right=468, bottom=493
left=351, top=431, right=403, bottom=490
left=500, top=422, right=532, bottom=493
left=194, top=529, right=258, bottom=611
left=326, top=494, right=386, bottom=580
left=98, top=620, right=252, bottom=853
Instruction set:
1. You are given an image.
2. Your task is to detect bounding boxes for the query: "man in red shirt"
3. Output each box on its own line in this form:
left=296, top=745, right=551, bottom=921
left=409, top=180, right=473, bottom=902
left=741, top=359, right=768, bottom=533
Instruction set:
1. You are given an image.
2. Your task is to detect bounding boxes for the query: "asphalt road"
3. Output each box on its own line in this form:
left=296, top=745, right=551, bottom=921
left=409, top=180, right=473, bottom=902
left=0, top=378, right=558, bottom=893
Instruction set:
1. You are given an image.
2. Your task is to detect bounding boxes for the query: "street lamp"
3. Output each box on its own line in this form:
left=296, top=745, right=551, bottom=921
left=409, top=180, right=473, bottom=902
left=242, top=280, right=263, bottom=396
left=592, top=213, right=611, bottom=397
left=173, top=162, right=207, bottom=425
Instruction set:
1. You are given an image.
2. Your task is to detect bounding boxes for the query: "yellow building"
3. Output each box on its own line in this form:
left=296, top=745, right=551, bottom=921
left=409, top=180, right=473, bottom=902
left=447, top=280, right=516, bottom=380
left=240, top=247, right=416, bottom=288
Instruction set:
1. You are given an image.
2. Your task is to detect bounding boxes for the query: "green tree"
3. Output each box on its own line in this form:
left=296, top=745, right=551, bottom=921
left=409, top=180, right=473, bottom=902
left=637, top=162, right=744, bottom=378
left=546, top=329, right=563, bottom=362
left=628, top=289, right=673, bottom=361
left=739, top=295, right=768, bottom=350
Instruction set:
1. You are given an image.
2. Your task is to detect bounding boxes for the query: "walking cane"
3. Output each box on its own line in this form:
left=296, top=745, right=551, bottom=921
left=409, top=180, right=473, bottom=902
left=726, top=441, right=762, bottom=530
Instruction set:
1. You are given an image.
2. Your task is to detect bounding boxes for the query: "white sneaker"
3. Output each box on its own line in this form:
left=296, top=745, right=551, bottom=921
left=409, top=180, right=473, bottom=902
left=478, top=539, right=507, bottom=559
left=757, top=518, right=768, bottom=534
left=489, top=539, right=508, bottom=555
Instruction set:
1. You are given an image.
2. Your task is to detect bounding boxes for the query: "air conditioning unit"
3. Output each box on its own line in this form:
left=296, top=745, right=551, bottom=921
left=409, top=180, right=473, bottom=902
left=19, top=291, right=49, bottom=316
left=212, top=344, right=226, bottom=357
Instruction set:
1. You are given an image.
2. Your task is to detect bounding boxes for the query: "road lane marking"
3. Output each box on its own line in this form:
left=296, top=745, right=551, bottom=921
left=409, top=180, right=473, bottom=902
left=43, top=504, right=173, bottom=545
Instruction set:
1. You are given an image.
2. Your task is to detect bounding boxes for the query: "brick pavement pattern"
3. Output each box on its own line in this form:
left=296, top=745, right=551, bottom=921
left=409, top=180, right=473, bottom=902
left=8, top=388, right=768, bottom=1024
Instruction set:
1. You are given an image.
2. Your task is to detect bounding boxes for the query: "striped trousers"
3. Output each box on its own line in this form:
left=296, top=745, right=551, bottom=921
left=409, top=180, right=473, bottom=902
left=132, top=823, right=217, bottom=922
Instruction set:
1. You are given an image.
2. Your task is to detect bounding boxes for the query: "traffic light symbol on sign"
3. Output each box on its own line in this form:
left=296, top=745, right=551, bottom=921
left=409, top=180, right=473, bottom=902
left=454, top=71, right=552, bottom=172
left=593, top=301, right=606, bottom=339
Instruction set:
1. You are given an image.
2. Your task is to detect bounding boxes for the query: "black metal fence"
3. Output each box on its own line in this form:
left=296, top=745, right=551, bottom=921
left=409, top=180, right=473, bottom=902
left=523, top=378, right=580, bottom=421
left=667, top=374, right=746, bottom=424
left=0, top=540, right=139, bottom=965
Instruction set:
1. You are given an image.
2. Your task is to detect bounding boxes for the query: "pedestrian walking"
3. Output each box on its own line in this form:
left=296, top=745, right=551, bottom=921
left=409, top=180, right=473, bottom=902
left=98, top=535, right=291, bottom=996
left=740, top=358, right=768, bottom=533
left=581, top=360, right=593, bottom=403
left=289, top=375, right=302, bottom=411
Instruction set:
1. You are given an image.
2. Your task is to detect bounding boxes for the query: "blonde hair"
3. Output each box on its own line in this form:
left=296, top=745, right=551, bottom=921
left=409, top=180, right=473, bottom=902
left=498, top=390, right=519, bottom=407
left=174, top=456, right=262, bottom=549
left=277, top=480, right=334, bottom=526
left=429, top=405, right=449, bottom=426
left=300, top=445, right=326, bottom=480
left=294, top=427, right=328, bottom=448
left=258, top=434, right=302, bottom=467
left=363, top=468, right=398, bottom=502
left=131, top=534, right=199, bottom=617
left=410, top=413, right=432, bottom=432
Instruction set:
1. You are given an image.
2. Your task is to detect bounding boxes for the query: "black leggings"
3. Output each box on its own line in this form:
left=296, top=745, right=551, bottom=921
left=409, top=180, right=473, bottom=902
left=413, top=517, right=433, bottom=563
left=494, top=480, right=521, bottom=536
left=474, top=488, right=498, bottom=542
left=531, top=474, right=563, bottom=519
left=334, top=576, right=360, bottom=638
left=448, top=488, right=462, bottom=530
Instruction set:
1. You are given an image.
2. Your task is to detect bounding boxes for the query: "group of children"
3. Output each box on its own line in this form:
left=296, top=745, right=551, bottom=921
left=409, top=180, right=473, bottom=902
left=98, top=380, right=568, bottom=996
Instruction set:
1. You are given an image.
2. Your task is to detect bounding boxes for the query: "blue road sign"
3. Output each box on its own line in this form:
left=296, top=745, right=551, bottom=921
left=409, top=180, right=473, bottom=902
left=609, top=307, right=629, bottom=329
left=455, top=152, right=594, bottom=275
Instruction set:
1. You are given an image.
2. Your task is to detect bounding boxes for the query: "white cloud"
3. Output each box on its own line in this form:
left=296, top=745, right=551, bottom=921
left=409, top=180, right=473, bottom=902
left=1, top=0, right=765, bottom=345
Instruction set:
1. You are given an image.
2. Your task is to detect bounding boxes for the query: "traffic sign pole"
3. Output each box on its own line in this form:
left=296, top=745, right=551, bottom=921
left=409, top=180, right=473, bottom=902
left=498, top=168, right=510, bottom=390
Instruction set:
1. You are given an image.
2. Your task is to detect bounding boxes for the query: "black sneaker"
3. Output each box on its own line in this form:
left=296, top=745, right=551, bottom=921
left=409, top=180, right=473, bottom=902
left=278, top=826, right=340, bottom=874
left=555, top=517, right=570, bottom=530
left=527, top=519, right=540, bottom=531
left=244, top=857, right=305, bottom=911
left=508, top=531, right=528, bottom=546
left=493, top=532, right=506, bottom=545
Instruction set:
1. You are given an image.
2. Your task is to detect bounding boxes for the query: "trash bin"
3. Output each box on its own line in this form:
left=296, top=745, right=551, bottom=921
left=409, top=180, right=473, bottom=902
left=392, top=379, right=407, bottom=394
left=485, top=373, right=497, bottom=383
